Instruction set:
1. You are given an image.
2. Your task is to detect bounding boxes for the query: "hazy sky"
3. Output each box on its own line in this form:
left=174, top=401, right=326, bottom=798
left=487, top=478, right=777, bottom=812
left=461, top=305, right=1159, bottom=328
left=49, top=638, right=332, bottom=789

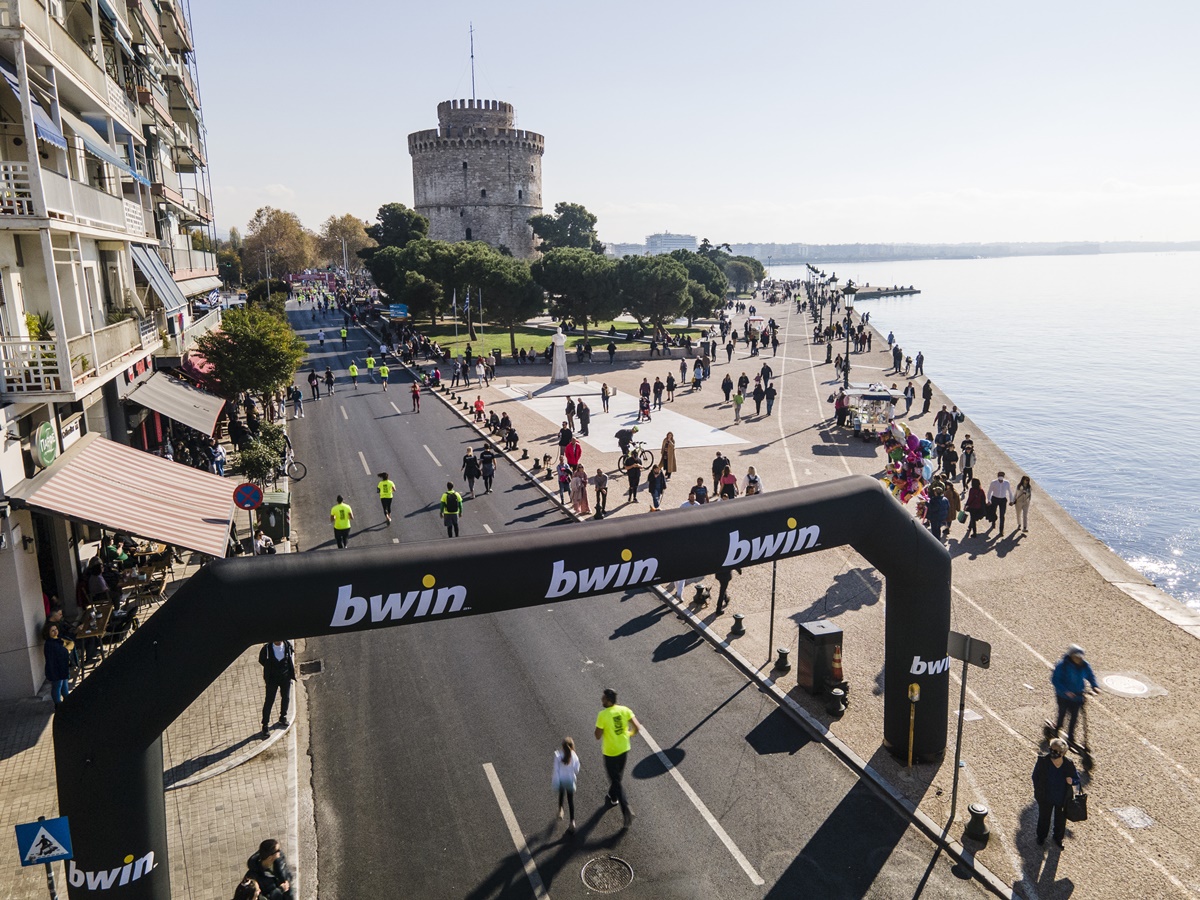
left=192, top=1, right=1200, bottom=246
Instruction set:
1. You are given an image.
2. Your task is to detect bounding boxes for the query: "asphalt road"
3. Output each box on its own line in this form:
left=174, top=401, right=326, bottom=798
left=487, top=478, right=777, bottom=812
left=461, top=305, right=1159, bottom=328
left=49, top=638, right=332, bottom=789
left=286, top=304, right=990, bottom=899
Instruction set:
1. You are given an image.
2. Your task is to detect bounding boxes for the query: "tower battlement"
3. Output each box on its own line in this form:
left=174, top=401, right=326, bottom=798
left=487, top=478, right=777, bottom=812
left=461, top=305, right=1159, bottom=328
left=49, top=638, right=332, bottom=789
left=408, top=98, right=544, bottom=259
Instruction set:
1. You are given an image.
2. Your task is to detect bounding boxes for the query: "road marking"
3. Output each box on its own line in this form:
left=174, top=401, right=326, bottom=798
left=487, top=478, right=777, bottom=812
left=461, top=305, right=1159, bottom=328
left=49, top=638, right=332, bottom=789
left=390, top=401, right=401, bottom=415
left=340, top=406, right=348, bottom=420
left=483, top=763, right=550, bottom=900
left=638, top=724, right=764, bottom=885
left=424, top=445, right=442, bottom=466
left=287, top=720, right=300, bottom=898
left=358, top=451, right=370, bottom=474
left=482, top=524, right=493, bottom=533
left=392, top=538, right=399, bottom=544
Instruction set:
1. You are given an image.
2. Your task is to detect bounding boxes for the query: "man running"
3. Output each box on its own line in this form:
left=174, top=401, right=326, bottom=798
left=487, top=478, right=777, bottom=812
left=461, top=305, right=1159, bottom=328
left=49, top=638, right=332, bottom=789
left=366, top=354, right=375, bottom=379
left=330, top=495, right=353, bottom=549
left=340, top=326, right=348, bottom=349
left=595, top=688, right=640, bottom=828
left=323, top=366, right=335, bottom=396
left=348, top=361, right=359, bottom=390
left=377, top=472, right=396, bottom=525
left=378, top=362, right=389, bottom=390
left=440, top=481, right=464, bottom=537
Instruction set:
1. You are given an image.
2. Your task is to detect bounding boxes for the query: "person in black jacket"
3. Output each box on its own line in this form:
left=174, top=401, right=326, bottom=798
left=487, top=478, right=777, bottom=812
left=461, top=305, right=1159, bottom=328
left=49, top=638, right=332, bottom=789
left=259, top=641, right=296, bottom=740
left=44, top=623, right=72, bottom=710
left=1032, top=737, right=1080, bottom=848
left=245, top=839, right=295, bottom=899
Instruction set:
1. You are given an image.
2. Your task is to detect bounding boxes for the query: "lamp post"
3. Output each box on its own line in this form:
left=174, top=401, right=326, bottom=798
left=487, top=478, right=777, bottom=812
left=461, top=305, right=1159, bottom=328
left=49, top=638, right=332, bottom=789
left=842, top=281, right=857, bottom=388
left=264, top=248, right=272, bottom=307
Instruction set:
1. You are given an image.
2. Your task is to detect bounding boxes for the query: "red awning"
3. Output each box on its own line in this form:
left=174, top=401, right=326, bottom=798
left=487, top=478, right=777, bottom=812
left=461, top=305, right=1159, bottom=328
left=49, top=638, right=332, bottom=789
left=8, top=433, right=234, bottom=557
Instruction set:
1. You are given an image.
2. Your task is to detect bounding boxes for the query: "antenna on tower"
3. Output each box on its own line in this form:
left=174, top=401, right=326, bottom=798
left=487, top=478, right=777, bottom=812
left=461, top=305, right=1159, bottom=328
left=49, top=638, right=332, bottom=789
left=469, top=23, right=476, bottom=102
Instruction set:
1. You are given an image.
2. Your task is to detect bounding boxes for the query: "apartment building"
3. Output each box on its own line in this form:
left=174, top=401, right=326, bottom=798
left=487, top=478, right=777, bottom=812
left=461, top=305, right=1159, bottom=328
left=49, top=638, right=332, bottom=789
left=645, top=232, right=696, bottom=255
left=0, top=0, right=227, bottom=698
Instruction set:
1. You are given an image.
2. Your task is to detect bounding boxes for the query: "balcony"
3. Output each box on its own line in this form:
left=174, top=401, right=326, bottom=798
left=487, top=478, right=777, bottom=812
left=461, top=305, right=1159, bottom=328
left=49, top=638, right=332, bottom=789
left=161, top=245, right=216, bottom=277
left=169, top=306, right=220, bottom=356
left=0, top=316, right=155, bottom=397
left=135, top=81, right=171, bottom=124
left=0, top=162, right=37, bottom=217
left=181, top=186, right=211, bottom=223
left=157, top=0, right=191, bottom=51
left=43, top=168, right=138, bottom=234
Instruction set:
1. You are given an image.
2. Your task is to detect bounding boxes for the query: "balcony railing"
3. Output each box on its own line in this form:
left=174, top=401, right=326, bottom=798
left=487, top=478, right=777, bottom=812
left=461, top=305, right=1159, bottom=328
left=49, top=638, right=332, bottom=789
left=0, top=339, right=68, bottom=394
left=124, top=199, right=146, bottom=236
left=0, top=161, right=36, bottom=216
left=181, top=186, right=211, bottom=222
left=173, top=306, right=220, bottom=355
left=43, top=168, right=127, bottom=233
left=67, top=316, right=154, bottom=384
left=162, top=246, right=216, bottom=275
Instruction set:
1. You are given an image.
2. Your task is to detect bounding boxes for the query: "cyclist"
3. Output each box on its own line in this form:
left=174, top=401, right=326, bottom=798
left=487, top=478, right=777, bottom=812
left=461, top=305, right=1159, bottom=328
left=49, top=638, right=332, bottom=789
left=377, top=472, right=396, bottom=525
left=615, top=425, right=639, bottom=458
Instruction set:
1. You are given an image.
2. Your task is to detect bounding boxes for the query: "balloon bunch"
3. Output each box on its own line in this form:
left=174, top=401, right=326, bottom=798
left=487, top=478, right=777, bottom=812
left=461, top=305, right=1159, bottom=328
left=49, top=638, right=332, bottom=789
left=878, top=422, right=935, bottom=505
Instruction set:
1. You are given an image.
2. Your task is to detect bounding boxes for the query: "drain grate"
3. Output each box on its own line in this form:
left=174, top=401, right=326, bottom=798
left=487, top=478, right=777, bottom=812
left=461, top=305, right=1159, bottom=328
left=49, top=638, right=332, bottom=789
left=298, top=660, right=323, bottom=676
left=581, top=856, right=634, bottom=893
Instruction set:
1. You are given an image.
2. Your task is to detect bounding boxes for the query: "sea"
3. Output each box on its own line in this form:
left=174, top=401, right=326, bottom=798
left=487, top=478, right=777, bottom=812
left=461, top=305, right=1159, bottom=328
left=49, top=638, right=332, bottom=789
left=773, top=253, right=1200, bottom=610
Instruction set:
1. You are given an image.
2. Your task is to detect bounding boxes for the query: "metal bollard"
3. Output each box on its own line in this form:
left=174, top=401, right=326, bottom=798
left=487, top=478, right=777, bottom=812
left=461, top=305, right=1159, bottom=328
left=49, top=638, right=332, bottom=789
left=826, top=687, right=848, bottom=716
left=731, top=613, right=746, bottom=635
left=773, top=647, right=791, bottom=672
left=964, top=803, right=990, bottom=840
left=521, top=448, right=529, bottom=460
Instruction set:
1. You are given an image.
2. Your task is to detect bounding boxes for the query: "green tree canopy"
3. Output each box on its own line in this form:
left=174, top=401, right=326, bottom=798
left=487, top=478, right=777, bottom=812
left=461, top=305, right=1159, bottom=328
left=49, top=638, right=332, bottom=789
left=217, top=248, right=242, bottom=287
left=368, top=239, right=459, bottom=323
left=360, top=202, right=429, bottom=262
left=531, top=247, right=620, bottom=337
left=474, top=254, right=546, bottom=352
left=724, top=259, right=755, bottom=293
left=735, top=255, right=766, bottom=284
left=194, top=306, right=306, bottom=399
left=242, top=207, right=313, bottom=280
left=528, top=202, right=605, bottom=254
left=617, top=255, right=691, bottom=330
left=245, top=279, right=291, bottom=317
left=669, top=249, right=729, bottom=322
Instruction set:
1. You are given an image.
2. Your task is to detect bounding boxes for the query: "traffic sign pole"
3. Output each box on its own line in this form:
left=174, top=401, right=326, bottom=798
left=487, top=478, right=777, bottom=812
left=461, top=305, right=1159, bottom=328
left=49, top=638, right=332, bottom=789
left=38, top=817, right=59, bottom=900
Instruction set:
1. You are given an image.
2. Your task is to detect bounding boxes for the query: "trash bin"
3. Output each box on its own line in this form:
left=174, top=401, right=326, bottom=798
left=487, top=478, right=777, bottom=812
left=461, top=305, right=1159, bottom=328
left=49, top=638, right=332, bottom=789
left=795, top=619, right=843, bottom=695
left=256, top=490, right=290, bottom=543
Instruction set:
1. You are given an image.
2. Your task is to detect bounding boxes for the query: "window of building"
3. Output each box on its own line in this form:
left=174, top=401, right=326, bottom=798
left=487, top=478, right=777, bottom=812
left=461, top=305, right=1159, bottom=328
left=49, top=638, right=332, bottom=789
left=518, top=190, right=523, bottom=200
left=460, top=209, right=464, bottom=217
left=466, top=228, right=472, bottom=240
left=463, top=161, right=468, bottom=170
left=480, top=189, right=487, bottom=198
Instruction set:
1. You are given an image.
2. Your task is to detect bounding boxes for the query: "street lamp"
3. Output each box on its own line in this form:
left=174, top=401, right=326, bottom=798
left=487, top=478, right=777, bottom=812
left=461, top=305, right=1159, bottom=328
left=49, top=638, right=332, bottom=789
left=842, top=281, right=857, bottom=388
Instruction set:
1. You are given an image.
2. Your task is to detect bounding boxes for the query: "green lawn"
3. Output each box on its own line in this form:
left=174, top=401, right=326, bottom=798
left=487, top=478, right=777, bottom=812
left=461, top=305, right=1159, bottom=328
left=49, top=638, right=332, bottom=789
left=409, top=320, right=703, bottom=356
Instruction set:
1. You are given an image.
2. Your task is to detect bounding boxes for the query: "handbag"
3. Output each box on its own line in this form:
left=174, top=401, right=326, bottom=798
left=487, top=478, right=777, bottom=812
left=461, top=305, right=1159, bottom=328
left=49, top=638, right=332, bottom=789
left=956, top=511, right=967, bottom=524
left=1065, top=792, right=1088, bottom=822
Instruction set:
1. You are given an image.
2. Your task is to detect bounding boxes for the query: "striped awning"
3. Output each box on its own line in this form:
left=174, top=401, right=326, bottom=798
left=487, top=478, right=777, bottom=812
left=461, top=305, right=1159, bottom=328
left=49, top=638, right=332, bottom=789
left=126, top=371, right=224, bottom=436
left=8, top=432, right=234, bottom=558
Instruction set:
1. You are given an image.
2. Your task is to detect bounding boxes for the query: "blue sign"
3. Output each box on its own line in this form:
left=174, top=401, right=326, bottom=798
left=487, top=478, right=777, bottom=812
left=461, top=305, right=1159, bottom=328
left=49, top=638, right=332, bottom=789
left=388, top=304, right=409, bottom=318
left=15, top=817, right=72, bottom=866
left=233, top=482, right=264, bottom=511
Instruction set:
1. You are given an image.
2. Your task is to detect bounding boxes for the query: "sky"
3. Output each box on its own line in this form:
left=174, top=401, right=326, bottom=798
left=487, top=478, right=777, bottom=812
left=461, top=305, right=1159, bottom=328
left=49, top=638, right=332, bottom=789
left=191, top=1, right=1200, bottom=246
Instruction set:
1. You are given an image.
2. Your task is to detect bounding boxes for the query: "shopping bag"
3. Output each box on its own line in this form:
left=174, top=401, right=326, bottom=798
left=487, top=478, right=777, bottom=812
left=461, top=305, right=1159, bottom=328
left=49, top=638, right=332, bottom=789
left=1065, top=793, right=1088, bottom=822
left=957, top=511, right=967, bottom=524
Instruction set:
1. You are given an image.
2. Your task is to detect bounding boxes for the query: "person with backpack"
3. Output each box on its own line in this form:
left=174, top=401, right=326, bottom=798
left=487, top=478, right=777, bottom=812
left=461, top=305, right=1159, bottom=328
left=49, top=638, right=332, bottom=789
left=244, top=838, right=296, bottom=899
left=289, top=384, right=304, bottom=419
left=742, top=467, right=765, bottom=495
left=440, top=482, right=464, bottom=537
left=258, top=640, right=296, bottom=740
left=462, top=449, right=482, bottom=498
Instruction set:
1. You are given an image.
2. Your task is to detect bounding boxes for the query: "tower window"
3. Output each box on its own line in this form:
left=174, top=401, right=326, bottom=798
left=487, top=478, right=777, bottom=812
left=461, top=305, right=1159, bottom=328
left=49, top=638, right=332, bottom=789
left=460, top=209, right=464, bottom=217
left=463, top=161, right=468, bottom=170
left=530, top=165, right=534, bottom=172
left=480, top=189, right=487, bottom=198
left=466, top=228, right=472, bottom=240
left=518, top=190, right=523, bottom=200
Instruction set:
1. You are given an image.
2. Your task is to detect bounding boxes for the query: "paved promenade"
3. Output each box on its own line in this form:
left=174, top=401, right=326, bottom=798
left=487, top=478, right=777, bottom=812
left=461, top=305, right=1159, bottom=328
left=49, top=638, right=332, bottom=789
left=464, top=299, right=1200, bottom=900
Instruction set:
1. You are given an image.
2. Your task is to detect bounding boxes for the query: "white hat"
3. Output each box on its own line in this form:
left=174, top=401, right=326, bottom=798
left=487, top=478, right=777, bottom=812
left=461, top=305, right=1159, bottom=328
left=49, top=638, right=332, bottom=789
left=1067, top=644, right=1085, bottom=657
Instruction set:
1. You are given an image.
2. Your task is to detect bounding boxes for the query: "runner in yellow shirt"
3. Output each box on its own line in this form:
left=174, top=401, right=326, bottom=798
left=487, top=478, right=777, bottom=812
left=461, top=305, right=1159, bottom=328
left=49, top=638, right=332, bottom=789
left=594, top=688, right=641, bottom=827
left=378, top=363, right=389, bottom=390
left=348, top=362, right=359, bottom=390
left=330, top=495, right=354, bottom=549
left=366, top=355, right=376, bottom=379
left=377, top=472, right=396, bottom=525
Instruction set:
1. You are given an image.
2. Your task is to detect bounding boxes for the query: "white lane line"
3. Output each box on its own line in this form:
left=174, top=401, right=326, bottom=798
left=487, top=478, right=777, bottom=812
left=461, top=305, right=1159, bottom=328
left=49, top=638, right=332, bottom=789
left=424, top=445, right=442, bottom=466
left=358, top=451, right=370, bottom=474
left=482, top=524, right=493, bottom=533
left=390, top=401, right=401, bottom=415
left=340, top=405, right=348, bottom=421
left=638, top=724, right=764, bottom=885
left=482, top=763, right=550, bottom=900
left=392, top=538, right=399, bottom=544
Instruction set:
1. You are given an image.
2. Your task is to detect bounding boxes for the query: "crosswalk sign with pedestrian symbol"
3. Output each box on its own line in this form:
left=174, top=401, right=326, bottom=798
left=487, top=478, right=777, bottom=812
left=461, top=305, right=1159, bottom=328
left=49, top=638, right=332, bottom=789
left=14, top=816, right=73, bottom=866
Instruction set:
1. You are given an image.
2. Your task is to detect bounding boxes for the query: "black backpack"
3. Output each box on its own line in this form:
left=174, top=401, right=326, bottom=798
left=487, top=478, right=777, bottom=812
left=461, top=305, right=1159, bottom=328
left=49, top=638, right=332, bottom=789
left=443, top=492, right=461, bottom=514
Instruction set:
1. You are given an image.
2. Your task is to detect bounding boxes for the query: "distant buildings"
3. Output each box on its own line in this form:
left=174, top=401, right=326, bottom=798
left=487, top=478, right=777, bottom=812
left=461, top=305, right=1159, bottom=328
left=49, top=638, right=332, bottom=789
left=606, top=242, right=645, bottom=258
left=645, top=232, right=697, bottom=255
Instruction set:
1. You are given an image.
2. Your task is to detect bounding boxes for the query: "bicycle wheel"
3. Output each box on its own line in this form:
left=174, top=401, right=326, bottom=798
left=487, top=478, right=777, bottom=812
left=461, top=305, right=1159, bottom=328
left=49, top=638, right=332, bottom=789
left=287, top=460, right=307, bottom=481
left=638, top=449, right=654, bottom=468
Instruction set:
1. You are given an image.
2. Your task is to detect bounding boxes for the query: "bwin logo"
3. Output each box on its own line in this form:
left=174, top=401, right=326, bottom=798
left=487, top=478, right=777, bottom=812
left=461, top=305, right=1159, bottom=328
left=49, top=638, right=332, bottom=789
left=68, top=852, right=156, bottom=890
left=910, top=655, right=951, bottom=675
left=330, top=576, right=468, bottom=627
left=722, top=518, right=820, bottom=567
left=546, top=549, right=658, bottom=599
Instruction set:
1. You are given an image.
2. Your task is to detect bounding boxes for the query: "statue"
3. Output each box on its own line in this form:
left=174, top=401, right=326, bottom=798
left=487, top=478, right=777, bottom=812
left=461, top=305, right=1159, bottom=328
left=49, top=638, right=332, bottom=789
left=550, top=328, right=569, bottom=385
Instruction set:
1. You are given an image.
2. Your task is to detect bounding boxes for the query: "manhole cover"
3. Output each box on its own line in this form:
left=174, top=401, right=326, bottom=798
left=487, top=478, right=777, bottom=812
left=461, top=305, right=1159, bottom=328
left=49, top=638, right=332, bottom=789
left=1103, top=674, right=1147, bottom=696
left=581, top=856, right=634, bottom=893
left=299, top=660, right=323, bottom=676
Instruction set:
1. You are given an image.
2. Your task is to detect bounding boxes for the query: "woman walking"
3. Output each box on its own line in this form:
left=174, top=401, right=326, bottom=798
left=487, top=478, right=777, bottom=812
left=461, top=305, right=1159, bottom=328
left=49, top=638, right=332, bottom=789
left=461, top=449, right=482, bottom=499
left=1032, top=737, right=1080, bottom=848
left=623, top=450, right=643, bottom=503
left=553, top=737, right=581, bottom=835
left=659, top=432, right=677, bottom=480
left=964, top=478, right=987, bottom=537
left=646, top=463, right=667, bottom=511
left=480, top=446, right=497, bottom=494
left=1014, top=475, right=1033, bottom=533
left=742, top=466, right=765, bottom=496
left=717, top=465, right=739, bottom=501
left=601, top=383, right=610, bottom=413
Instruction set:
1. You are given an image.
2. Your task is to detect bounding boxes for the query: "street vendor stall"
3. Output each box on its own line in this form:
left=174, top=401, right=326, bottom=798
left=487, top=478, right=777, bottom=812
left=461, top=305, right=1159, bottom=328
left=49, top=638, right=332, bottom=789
left=842, top=383, right=904, bottom=433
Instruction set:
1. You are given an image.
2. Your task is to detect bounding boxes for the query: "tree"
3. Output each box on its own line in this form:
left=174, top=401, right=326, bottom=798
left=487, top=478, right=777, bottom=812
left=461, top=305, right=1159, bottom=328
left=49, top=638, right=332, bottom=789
left=227, top=226, right=243, bottom=251
left=242, top=207, right=312, bottom=279
left=395, top=271, right=443, bottom=325
left=367, top=239, right=458, bottom=324
left=669, top=249, right=728, bottom=323
left=194, top=306, right=306, bottom=400
left=318, top=214, right=375, bottom=271
left=697, top=238, right=731, bottom=259
left=531, top=247, right=620, bottom=338
left=724, top=259, right=755, bottom=293
left=735, top=255, right=766, bottom=284
left=245, top=279, right=291, bottom=317
left=474, top=254, right=545, bottom=353
left=360, top=202, right=428, bottom=262
left=217, top=248, right=242, bottom=287
left=528, top=202, right=605, bottom=254
left=617, top=255, right=691, bottom=330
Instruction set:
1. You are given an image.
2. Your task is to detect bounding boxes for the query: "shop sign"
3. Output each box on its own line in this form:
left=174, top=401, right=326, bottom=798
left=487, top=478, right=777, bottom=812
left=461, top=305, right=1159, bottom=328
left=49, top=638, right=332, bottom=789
left=61, top=415, right=83, bottom=450
left=33, top=421, right=57, bottom=468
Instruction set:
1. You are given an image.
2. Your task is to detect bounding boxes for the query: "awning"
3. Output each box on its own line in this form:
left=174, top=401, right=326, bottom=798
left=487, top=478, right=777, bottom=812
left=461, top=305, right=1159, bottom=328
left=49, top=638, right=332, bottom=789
left=0, top=57, right=67, bottom=150
left=131, top=244, right=188, bottom=312
left=126, top=371, right=224, bottom=436
left=58, top=107, right=151, bottom=186
left=175, top=274, right=223, bottom=297
left=7, top=432, right=234, bottom=558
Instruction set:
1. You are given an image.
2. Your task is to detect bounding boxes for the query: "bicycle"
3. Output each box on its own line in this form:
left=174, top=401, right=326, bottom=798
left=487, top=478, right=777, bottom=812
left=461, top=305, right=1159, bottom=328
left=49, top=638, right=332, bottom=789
left=618, top=441, right=655, bottom=471
left=279, top=447, right=306, bottom=482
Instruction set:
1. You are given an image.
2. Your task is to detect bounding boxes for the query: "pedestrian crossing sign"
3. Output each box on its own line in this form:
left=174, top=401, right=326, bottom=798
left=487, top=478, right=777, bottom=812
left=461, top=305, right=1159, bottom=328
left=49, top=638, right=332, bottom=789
left=14, top=817, right=73, bottom=866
